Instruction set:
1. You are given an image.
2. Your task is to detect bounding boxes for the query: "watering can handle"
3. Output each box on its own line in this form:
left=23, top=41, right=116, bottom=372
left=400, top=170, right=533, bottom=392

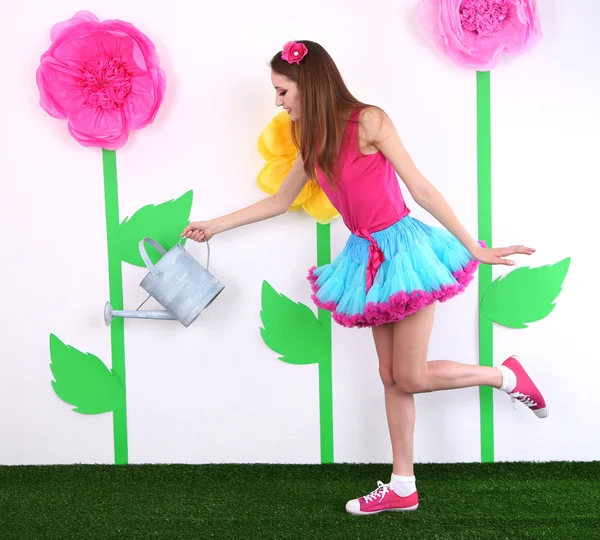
left=179, top=236, right=211, bottom=271
left=139, top=238, right=167, bottom=276
left=138, top=237, right=211, bottom=276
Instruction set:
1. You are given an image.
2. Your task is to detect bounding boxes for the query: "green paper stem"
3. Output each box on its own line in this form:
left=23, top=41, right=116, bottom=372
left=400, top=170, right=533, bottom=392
left=476, top=71, right=494, bottom=463
left=102, top=149, right=129, bottom=465
left=316, top=222, right=333, bottom=464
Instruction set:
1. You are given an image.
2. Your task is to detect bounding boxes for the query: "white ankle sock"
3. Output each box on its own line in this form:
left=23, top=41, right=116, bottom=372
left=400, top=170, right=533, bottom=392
left=390, top=474, right=416, bottom=497
left=498, top=365, right=517, bottom=393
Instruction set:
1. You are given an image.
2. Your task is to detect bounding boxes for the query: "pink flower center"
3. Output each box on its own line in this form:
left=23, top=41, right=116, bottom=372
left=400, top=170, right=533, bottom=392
left=81, top=55, right=132, bottom=110
left=459, top=0, right=509, bottom=37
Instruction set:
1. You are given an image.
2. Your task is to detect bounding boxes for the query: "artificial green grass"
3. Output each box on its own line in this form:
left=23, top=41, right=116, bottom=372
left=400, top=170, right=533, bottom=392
left=1, top=462, right=599, bottom=539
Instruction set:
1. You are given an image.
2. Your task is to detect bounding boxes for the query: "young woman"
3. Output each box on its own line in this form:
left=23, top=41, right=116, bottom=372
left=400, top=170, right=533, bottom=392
left=182, top=40, right=547, bottom=516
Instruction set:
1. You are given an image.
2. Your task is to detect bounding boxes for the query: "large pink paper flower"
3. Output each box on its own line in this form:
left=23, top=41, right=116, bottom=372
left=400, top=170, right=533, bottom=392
left=36, top=11, right=166, bottom=149
left=416, top=0, right=542, bottom=70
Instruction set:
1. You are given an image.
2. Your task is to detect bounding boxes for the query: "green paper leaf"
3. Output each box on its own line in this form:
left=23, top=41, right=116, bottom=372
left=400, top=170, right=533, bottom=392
left=480, top=258, right=571, bottom=328
left=117, top=190, right=194, bottom=267
left=260, top=281, right=328, bottom=365
left=49, top=334, right=125, bottom=415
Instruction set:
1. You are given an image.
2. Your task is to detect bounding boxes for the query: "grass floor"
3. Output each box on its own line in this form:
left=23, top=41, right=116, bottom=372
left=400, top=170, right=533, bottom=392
left=1, top=462, right=599, bottom=539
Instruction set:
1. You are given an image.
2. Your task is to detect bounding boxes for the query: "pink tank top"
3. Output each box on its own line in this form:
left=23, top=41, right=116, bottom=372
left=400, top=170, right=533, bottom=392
left=315, top=108, right=411, bottom=290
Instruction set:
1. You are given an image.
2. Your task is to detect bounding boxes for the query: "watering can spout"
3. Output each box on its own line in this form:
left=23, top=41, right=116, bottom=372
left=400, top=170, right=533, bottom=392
left=104, top=302, right=176, bottom=326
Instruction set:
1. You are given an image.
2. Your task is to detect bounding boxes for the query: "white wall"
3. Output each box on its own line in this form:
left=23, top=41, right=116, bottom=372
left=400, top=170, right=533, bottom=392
left=491, top=3, right=600, bottom=461
left=0, top=0, right=597, bottom=465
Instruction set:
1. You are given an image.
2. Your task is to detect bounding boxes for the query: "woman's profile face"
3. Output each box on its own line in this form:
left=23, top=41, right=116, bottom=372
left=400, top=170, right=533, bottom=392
left=272, top=71, right=301, bottom=121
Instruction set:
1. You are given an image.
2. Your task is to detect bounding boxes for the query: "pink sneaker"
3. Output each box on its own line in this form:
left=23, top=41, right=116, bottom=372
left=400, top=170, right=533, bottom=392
left=345, top=481, right=419, bottom=515
left=502, top=356, right=548, bottom=418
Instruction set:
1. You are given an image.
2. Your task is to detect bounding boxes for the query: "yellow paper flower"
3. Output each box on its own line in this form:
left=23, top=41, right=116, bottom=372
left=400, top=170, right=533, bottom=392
left=257, top=111, right=339, bottom=223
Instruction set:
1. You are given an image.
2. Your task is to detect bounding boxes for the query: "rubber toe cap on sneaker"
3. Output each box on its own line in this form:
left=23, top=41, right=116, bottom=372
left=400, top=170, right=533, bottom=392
left=345, top=499, right=361, bottom=514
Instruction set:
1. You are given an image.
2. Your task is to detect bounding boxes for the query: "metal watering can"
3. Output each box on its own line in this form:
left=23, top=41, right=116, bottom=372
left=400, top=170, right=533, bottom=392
left=104, top=237, right=224, bottom=328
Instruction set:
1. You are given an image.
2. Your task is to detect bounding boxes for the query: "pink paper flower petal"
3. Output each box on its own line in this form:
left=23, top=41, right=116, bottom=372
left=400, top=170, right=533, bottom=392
left=36, top=64, right=68, bottom=119
left=124, top=74, right=154, bottom=128
left=69, top=105, right=124, bottom=136
left=49, top=11, right=99, bottom=43
left=102, top=20, right=161, bottom=71
left=38, top=59, right=88, bottom=113
left=124, top=72, right=165, bottom=129
left=68, top=106, right=127, bottom=149
left=69, top=122, right=129, bottom=150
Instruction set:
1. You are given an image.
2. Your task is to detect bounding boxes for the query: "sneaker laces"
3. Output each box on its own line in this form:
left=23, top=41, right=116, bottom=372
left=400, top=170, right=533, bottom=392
left=363, top=481, right=390, bottom=503
left=509, top=391, right=537, bottom=410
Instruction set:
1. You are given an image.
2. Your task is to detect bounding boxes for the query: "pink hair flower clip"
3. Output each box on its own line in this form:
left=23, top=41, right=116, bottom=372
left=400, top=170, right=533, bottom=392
left=282, top=41, right=308, bottom=64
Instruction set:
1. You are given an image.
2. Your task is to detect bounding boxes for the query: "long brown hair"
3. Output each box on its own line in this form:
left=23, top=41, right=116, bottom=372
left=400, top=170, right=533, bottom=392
left=270, top=40, right=369, bottom=186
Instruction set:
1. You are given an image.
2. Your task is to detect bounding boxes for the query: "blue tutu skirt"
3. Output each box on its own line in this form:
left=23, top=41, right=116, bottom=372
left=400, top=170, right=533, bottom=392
left=308, top=215, right=482, bottom=328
